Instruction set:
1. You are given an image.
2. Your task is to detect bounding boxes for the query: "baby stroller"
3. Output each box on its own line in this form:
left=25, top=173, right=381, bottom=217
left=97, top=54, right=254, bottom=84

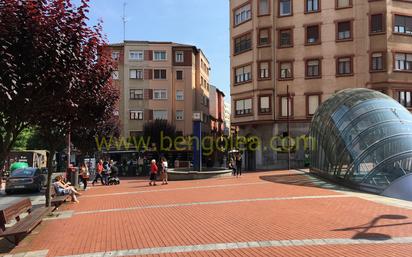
left=107, top=165, right=120, bottom=185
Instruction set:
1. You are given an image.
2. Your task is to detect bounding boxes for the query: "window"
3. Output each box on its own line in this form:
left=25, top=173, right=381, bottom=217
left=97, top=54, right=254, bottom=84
left=176, top=90, right=184, bottom=101
left=394, top=53, right=412, bottom=71
left=154, top=69, right=167, bottom=79
left=235, top=65, right=252, bottom=84
left=176, top=110, right=184, bottom=120
left=153, top=89, right=167, bottom=100
left=398, top=91, right=412, bottom=108
left=153, top=110, right=168, bottom=120
left=394, top=15, right=412, bottom=35
left=258, top=28, right=270, bottom=46
left=129, top=50, right=144, bottom=60
left=306, top=0, right=319, bottom=13
left=235, top=99, right=252, bottom=115
left=336, top=0, right=351, bottom=9
left=281, top=96, right=292, bottom=117
left=130, top=69, right=143, bottom=79
left=234, top=33, right=252, bottom=54
left=370, top=14, right=384, bottom=34
left=176, top=70, right=183, bottom=80
left=371, top=53, right=385, bottom=71
left=279, top=29, right=293, bottom=47
left=130, top=110, right=143, bottom=120
left=279, top=62, right=293, bottom=79
left=259, top=62, right=270, bottom=79
left=279, top=0, right=292, bottom=17
left=306, top=59, right=321, bottom=78
left=175, top=51, right=184, bottom=62
left=112, top=70, right=119, bottom=80
left=259, top=96, right=271, bottom=113
left=112, top=51, right=120, bottom=60
left=306, top=25, right=320, bottom=44
left=259, top=0, right=269, bottom=16
left=307, top=95, right=320, bottom=116
left=337, top=21, right=352, bottom=41
left=130, top=89, right=143, bottom=100
left=234, top=3, right=251, bottom=26
left=154, top=51, right=167, bottom=61
left=337, top=57, right=353, bottom=75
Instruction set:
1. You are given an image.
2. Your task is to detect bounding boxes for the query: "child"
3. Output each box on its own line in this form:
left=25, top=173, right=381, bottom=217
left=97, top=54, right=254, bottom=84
left=149, top=159, right=158, bottom=186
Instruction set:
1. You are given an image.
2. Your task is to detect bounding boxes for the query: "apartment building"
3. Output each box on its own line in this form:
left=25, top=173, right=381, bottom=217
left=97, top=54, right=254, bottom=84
left=109, top=41, right=211, bottom=138
left=230, top=0, right=412, bottom=170
left=209, top=85, right=226, bottom=135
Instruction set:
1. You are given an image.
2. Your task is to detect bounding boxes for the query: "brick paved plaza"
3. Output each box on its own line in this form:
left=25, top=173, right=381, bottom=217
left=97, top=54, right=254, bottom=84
left=2, top=170, right=412, bottom=257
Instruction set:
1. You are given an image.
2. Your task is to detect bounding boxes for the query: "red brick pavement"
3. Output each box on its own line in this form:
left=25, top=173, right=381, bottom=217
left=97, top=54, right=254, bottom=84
left=4, top=171, right=412, bottom=257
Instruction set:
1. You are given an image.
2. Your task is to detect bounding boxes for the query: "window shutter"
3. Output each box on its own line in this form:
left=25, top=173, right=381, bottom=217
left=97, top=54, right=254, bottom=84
left=144, top=89, right=153, bottom=100
left=145, top=109, right=153, bottom=121
left=144, top=69, right=153, bottom=80
left=144, top=50, right=153, bottom=61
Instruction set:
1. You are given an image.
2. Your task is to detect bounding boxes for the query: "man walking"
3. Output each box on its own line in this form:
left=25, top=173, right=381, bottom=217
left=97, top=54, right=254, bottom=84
left=236, top=153, right=242, bottom=177
left=92, top=159, right=105, bottom=186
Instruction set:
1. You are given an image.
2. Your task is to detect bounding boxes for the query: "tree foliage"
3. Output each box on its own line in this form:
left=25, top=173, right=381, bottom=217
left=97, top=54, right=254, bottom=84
left=143, top=120, right=177, bottom=151
left=0, top=0, right=119, bottom=206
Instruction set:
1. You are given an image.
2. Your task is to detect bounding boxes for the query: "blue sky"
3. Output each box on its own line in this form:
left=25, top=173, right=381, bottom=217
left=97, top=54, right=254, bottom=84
left=84, top=0, right=230, bottom=97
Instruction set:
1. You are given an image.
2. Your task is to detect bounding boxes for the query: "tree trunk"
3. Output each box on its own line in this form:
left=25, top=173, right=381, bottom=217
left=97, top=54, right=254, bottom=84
left=45, top=148, right=56, bottom=207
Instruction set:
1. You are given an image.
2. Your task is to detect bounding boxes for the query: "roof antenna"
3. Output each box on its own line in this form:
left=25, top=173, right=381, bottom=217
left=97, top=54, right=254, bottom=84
left=122, top=1, right=127, bottom=42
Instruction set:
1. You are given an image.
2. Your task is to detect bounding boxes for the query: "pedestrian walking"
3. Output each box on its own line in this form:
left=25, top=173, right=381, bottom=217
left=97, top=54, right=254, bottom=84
left=92, top=159, right=105, bottom=186
left=149, top=159, right=158, bottom=186
left=161, top=157, right=168, bottom=185
left=80, top=162, right=90, bottom=190
left=103, top=160, right=112, bottom=185
left=236, top=153, right=242, bottom=177
left=229, top=158, right=236, bottom=176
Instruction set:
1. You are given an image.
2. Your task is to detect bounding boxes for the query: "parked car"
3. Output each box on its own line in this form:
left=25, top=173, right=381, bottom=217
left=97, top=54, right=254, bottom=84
left=5, top=168, right=45, bottom=194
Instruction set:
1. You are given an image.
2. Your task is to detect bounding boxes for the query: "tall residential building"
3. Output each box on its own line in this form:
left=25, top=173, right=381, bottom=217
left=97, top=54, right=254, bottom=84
left=230, top=0, right=412, bottom=170
left=108, top=41, right=211, bottom=138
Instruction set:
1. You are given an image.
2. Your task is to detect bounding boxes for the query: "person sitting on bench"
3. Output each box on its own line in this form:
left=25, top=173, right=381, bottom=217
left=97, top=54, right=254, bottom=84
left=53, top=176, right=81, bottom=203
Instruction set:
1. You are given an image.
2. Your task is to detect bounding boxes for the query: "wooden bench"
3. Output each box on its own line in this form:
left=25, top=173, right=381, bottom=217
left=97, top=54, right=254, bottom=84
left=0, top=198, right=52, bottom=245
left=50, top=186, right=71, bottom=209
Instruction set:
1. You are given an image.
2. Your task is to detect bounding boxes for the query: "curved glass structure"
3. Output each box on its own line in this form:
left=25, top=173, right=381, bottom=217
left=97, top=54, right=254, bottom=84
left=310, top=88, right=412, bottom=194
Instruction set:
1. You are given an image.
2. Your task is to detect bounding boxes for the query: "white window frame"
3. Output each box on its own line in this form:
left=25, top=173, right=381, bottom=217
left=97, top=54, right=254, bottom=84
left=111, top=51, right=120, bottom=60
left=176, top=110, right=184, bottom=120
left=112, top=70, right=119, bottom=80
left=153, top=110, right=168, bottom=120
left=153, top=89, right=168, bottom=100
left=235, top=99, right=252, bottom=115
left=234, top=3, right=252, bottom=26
left=130, top=110, right=144, bottom=120
left=153, top=51, right=167, bottom=61
left=130, top=89, right=144, bottom=100
left=279, top=0, right=292, bottom=17
left=129, top=50, right=144, bottom=61
left=176, top=90, right=184, bottom=101
left=175, top=51, right=184, bottom=63
left=130, top=69, right=143, bottom=79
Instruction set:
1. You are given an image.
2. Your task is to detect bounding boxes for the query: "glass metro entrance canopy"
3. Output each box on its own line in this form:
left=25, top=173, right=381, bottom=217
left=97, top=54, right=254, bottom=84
left=310, top=88, right=412, bottom=194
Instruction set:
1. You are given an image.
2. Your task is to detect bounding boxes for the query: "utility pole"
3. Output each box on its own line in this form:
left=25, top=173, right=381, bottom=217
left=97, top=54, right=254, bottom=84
left=287, top=84, right=291, bottom=170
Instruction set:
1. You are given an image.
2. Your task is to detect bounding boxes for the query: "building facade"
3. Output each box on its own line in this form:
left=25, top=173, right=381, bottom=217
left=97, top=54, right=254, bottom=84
left=230, top=0, right=412, bottom=170
left=224, top=102, right=231, bottom=136
left=109, top=41, right=211, bottom=138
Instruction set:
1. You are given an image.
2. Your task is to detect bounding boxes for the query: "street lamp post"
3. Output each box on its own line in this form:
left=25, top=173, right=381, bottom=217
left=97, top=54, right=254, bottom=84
left=287, top=85, right=291, bottom=171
